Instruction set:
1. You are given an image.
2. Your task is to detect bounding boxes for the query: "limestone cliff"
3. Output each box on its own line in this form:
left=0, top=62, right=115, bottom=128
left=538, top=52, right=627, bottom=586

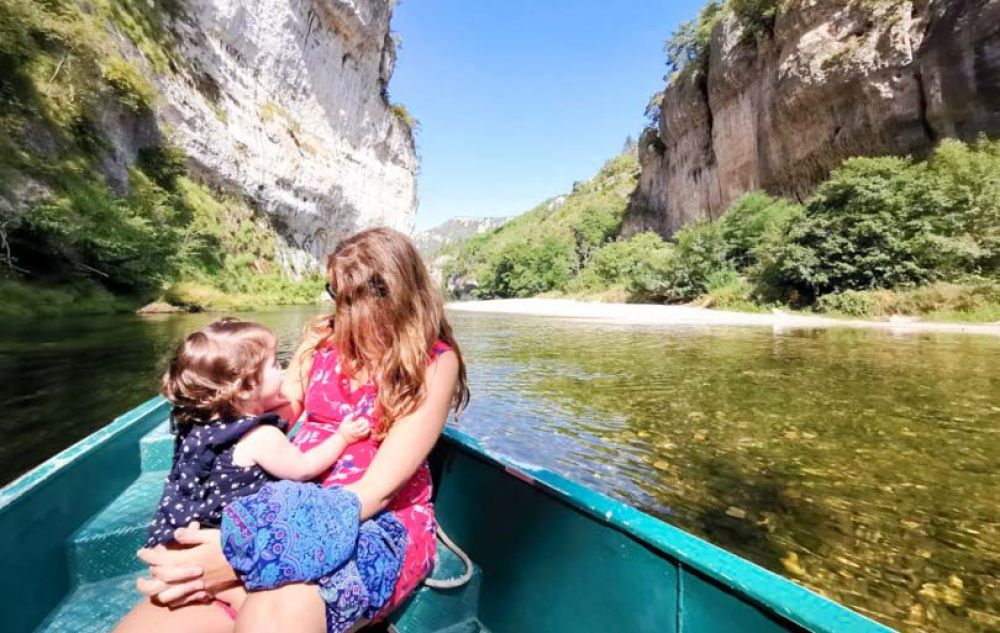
left=1, top=0, right=416, bottom=278
left=157, top=0, right=417, bottom=272
left=624, top=0, right=1000, bottom=238
left=413, top=216, right=511, bottom=260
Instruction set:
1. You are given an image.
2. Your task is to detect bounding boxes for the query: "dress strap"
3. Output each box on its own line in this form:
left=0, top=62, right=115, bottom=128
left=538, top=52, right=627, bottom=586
left=430, top=340, right=451, bottom=360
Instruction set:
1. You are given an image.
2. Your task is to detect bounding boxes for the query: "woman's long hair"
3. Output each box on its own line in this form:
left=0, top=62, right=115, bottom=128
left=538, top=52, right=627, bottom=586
left=308, top=227, right=469, bottom=438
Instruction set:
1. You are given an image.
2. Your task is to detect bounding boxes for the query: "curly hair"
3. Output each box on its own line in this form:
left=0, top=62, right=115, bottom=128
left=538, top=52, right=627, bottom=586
left=162, top=318, right=277, bottom=427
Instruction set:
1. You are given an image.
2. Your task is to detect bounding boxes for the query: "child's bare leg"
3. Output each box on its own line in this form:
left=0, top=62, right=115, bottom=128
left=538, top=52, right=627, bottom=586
left=215, top=585, right=249, bottom=612
left=234, top=583, right=326, bottom=633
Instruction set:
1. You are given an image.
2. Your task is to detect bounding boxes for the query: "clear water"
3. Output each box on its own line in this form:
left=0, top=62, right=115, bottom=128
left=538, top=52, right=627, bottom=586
left=1, top=308, right=997, bottom=632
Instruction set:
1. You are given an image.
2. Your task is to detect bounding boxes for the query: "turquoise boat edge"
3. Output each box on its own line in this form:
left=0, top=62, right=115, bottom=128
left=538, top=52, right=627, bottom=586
left=441, top=424, right=895, bottom=633
left=0, top=397, right=895, bottom=633
left=0, top=397, right=170, bottom=510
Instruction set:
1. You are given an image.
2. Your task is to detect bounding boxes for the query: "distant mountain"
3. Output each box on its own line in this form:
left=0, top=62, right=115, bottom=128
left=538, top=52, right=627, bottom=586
left=412, top=216, right=510, bottom=259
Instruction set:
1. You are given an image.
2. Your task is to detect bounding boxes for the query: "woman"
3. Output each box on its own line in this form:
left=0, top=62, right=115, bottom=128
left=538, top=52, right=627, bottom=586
left=115, top=227, right=469, bottom=633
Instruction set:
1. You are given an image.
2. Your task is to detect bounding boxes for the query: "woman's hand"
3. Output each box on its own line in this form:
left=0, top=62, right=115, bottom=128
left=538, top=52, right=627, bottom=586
left=135, top=523, right=238, bottom=607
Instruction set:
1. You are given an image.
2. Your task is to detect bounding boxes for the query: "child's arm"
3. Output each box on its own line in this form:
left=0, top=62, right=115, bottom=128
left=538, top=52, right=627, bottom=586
left=235, top=419, right=370, bottom=481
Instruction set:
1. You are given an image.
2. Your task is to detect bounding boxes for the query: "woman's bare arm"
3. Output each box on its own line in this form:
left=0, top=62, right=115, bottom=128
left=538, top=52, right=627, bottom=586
left=344, top=351, right=459, bottom=520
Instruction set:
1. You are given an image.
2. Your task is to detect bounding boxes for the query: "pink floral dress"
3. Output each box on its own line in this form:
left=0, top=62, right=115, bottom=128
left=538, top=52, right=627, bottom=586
left=291, top=340, right=450, bottom=617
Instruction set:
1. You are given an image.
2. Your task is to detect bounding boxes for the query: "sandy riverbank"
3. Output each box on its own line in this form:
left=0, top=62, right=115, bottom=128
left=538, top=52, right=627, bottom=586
left=447, top=298, right=1000, bottom=336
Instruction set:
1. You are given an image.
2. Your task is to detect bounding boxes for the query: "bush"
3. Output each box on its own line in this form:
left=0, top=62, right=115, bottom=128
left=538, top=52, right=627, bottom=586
left=764, top=156, right=942, bottom=298
left=665, top=1, right=724, bottom=75
left=814, top=289, right=881, bottom=317
left=571, top=202, right=622, bottom=267
left=719, top=191, right=802, bottom=270
left=476, top=237, right=575, bottom=298
left=700, top=269, right=759, bottom=310
left=0, top=279, right=133, bottom=318
left=814, top=282, right=1000, bottom=321
left=764, top=140, right=1000, bottom=301
left=574, top=232, right=673, bottom=296
left=390, top=103, right=417, bottom=130
left=920, top=138, right=1000, bottom=275
left=654, top=219, right=729, bottom=302
left=730, top=0, right=779, bottom=42
left=100, top=57, right=156, bottom=112
left=137, top=144, right=188, bottom=191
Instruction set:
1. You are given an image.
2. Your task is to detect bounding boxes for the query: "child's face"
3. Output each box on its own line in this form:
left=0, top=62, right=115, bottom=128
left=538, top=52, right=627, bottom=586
left=257, top=351, right=285, bottom=411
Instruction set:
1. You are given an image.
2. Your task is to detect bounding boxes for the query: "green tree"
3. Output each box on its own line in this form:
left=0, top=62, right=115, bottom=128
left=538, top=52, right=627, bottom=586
left=665, top=1, right=724, bottom=75
left=730, top=0, right=779, bottom=43
left=719, top=191, right=802, bottom=270
left=477, top=238, right=575, bottom=298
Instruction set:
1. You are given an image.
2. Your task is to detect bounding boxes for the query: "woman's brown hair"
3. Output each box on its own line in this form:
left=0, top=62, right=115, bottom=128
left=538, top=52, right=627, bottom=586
left=162, top=318, right=277, bottom=427
left=307, top=227, right=469, bottom=438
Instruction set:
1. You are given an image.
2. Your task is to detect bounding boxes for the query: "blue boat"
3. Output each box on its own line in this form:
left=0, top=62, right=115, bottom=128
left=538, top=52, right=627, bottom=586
left=0, top=397, right=893, bottom=632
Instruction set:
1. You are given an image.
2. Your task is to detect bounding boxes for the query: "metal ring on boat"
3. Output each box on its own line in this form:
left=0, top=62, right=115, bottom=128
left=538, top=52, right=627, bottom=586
left=423, top=525, right=474, bottom=589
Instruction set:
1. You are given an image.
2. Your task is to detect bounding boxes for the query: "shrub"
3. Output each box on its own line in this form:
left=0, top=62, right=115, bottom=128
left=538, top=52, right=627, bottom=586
left=700, top=269, right=759, bottom=310
left=575, top=231, right=673, bottom=295
left=655, top=219, right=729, bottom=302
left=763, top=156, right=942, bottom=298
left=920, top=138, right=1000, bottom=275
left=764, top=140, right=1000, bottom=301
left=390, top=103, right=417, bottom=130
left=101, top=57, right=156, bottom=112
left=814, top=289, right=881, bottom=317
left=571, top=202, right=622, bottom=267
left=730, top=0, right=779, bottom=42
left=814, top=282, right=1000, bottom=321
left=476, top=237, right=575, bottom=298
left=137, top=144, right=188, bottom=191
left=665, top=1, right=724, bottom=75
left=719, top=191, right=802, bottom=270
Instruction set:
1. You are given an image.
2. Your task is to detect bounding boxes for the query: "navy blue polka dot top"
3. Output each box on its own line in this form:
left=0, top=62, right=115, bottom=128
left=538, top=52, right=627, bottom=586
left=146, top=413, right=287, bottom=547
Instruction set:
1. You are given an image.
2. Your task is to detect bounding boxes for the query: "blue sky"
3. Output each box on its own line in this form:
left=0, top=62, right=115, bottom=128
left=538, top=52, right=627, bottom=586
left=389, top=0, right=704, bottom=230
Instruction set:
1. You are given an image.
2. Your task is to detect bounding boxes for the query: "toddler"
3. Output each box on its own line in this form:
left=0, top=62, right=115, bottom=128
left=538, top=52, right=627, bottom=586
left=146, top=318, right=368, bottom=607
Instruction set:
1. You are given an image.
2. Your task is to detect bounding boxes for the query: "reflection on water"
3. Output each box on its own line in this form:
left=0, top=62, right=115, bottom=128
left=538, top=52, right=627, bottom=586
left=451, top=315, right=999, bottom=633
left=1, top=308, right=997, bottom=632
left=0, top=307, right=324, bottom=487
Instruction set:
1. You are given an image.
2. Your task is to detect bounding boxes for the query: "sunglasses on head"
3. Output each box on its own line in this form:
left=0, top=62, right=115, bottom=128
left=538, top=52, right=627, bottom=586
left=324, top=277, right=387, bottom=302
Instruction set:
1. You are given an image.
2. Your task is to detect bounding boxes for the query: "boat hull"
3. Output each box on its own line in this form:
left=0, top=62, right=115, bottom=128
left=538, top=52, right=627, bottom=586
left=0, top=398, right=892, bottom=632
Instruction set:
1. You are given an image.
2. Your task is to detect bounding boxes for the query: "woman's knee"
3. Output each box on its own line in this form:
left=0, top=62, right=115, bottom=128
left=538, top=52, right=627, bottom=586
left=235, top=585, right=326, bottom=633
left=114, top=598, right=232, bottom=633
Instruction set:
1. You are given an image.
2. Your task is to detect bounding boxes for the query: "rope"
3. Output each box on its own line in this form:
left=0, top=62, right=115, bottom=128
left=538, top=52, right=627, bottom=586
left=423, top=525, right=473, bottom=589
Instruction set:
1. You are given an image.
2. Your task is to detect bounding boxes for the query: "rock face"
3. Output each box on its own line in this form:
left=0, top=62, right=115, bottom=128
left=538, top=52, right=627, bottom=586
left=412, top=216, right=510, bottom=259
left=412, top=216, right=510, bottom=295
left=156, top=0, right=416, bottom=272
left=625, top=0, right=1000, bottom=238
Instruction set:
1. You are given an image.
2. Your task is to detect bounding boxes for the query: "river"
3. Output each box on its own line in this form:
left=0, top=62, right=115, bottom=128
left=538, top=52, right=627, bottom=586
left=1, top=306, right=997, bottom=632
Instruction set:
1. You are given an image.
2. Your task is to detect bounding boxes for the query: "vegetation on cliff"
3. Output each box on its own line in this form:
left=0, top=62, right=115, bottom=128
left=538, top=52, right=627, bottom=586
left=445, top=139, right=1000, bottom=322
left=0, top=0, right=322, bottom=317
left=440, top=152, right=639, bottom=298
